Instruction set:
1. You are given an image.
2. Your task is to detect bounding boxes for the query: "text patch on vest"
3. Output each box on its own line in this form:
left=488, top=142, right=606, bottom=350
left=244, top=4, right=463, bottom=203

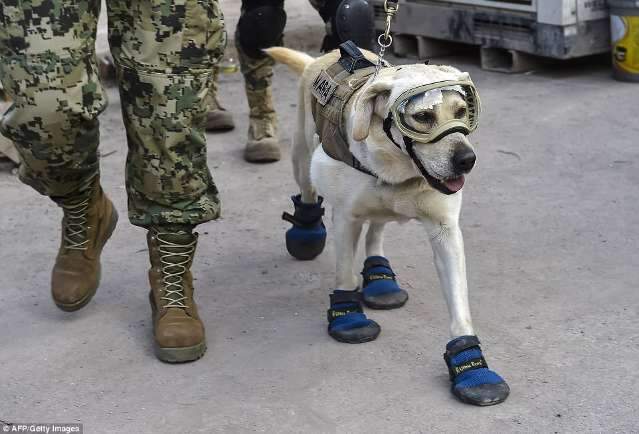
left=312, top=70, right=339, bottom=106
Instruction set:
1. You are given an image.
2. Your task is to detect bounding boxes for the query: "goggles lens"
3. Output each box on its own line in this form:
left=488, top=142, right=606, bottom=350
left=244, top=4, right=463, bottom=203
left=392, top=81, right=480, bottom=143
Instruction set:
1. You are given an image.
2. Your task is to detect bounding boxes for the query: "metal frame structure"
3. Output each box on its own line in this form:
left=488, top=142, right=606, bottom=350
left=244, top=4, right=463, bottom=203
left=372, top=0, right=610, bottom=59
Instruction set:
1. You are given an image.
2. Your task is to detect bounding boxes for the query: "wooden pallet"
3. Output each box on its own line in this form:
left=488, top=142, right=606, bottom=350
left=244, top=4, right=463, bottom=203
left=390, top=33, right=541, bottom=73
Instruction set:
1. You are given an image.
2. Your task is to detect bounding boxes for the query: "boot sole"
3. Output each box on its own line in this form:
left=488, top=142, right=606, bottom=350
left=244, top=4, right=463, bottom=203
left=328, top=321, right=382, bottom=344
left=154, top=341, right=207, bottom=363
left=206, top=123, right=235, bottom=132
left=244, top=146, right=281, bottom=163
left=452, top=382, right=510, bottom=406
left=54, top=207, right=119, bottom=312
left=149, top=292, right=207, bottom=363
left=205, top=111, right=235, bottom=132
left=285, top=236, right=326, bottom=261
left=362, top=290, right=409, bottom=310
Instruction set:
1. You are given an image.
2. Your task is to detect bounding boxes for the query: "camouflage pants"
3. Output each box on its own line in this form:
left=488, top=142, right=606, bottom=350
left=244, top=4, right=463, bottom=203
left=0, top=0, right=226, bottom=227
left=212, top=0, right=326, bottom=119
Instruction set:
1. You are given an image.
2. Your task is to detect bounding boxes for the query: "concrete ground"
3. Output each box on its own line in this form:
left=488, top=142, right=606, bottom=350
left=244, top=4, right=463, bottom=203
left=1, top=1, right=639, bottom=433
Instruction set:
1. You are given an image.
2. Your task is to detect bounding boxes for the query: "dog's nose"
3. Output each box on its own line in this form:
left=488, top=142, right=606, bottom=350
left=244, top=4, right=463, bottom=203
left=453, top=148, right=476, bottom=174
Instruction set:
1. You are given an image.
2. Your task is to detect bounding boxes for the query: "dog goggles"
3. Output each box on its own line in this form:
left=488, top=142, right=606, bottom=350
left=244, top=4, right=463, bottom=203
left=387, top=80, right=481, bottom=144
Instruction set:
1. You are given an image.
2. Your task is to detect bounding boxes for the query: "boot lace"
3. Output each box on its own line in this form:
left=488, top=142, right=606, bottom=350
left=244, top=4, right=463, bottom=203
left=156, top=232, right=196, bottom=309
left=61, top=197, right=90, bottom=250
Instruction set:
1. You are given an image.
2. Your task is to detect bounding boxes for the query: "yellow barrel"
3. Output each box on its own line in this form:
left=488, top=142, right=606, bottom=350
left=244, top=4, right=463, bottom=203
left=610, top=0, right=639, bottom=82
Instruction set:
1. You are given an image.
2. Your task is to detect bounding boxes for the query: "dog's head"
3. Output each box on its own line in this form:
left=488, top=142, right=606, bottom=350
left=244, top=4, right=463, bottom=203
left=349, top=64, right=479, bottom=194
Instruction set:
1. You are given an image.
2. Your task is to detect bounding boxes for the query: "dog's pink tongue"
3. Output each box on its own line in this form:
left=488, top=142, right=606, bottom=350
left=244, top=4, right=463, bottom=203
left=443, top=176, right=465, bottom=193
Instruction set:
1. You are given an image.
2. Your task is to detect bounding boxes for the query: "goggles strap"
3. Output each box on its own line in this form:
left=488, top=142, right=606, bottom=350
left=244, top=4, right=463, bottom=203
left=402, top=137, right=433, bottom=183
left=431, top=126, right=470, bottom=143
left=383, top=112, right=430, bottom=181
left=383, top=113, right=403, bottom=150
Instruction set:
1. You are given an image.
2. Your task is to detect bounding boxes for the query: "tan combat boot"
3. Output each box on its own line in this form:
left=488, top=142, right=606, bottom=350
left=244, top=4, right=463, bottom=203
left=205, top=95, right=235, bottom=132
left=51, top=178, right=118, bottom=311
left=244, top=88, right=281, bottom=163
left=147, top=228, right=206, bottom=363
left=205, top=67, right=235, bottom=132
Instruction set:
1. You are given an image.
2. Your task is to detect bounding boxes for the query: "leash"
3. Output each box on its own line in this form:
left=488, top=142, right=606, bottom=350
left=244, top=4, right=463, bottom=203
left=375, top=0, right=399, bottom=78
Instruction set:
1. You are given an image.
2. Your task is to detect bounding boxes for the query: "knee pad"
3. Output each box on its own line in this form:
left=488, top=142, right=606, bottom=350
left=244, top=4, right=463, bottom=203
left=318, top=0, right=375, bottom=52
left=238, top=0, right=287, bottom=58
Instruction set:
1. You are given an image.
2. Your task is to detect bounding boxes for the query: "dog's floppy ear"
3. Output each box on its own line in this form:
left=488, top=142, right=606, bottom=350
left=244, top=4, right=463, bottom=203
left=352, top=78, right=394, bottom=142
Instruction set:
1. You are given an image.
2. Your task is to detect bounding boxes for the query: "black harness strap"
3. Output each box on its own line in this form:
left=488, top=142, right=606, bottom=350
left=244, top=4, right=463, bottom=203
left=383, top=113, right=432, bottom=182
left=338, top=40, right=376, bottom=72
left=383, top=114, right=403, bottom=150
left=317, top=42, right=468, bottom=186
left=315, top=41, right=381, bottom=179
left=383, top=112, right=469, bottom=191
left=350, top=155, right=377, bottom=177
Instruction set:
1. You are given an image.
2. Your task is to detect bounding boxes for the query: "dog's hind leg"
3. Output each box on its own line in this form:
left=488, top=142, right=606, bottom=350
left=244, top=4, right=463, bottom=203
left=365, top=222, right=386, bottom=257
left=291, top=133, right=316, bottom=203
left=291, top=82, right=318, bottom=203
left=360, top=222, right=409, bottom=310
left=423, top=219, right=510, bottom=406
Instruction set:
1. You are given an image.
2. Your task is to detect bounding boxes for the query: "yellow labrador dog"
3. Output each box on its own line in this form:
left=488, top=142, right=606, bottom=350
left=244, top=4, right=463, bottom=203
left=269, top=43, right=509, bottom=406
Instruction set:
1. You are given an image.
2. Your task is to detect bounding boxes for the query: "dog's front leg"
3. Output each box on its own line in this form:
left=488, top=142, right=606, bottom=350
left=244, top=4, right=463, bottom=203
left=360, top=221, right=409, bottom=310
left=333, top=213, right=363, bottom=290
left=423, top=218, right=510, bottom=406
left=326, top=212, right=381, bottom=344
left=423, top=219, right=474, bottom=337
left=365, top=222, right=386, bottom=257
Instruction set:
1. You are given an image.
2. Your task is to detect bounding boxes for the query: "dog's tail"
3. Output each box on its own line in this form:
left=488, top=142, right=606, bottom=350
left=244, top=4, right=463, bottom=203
left=264, top=47, right=314, bottom=75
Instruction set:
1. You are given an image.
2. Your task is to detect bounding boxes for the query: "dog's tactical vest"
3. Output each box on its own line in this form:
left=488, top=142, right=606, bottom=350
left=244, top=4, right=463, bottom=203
left=310, top=41, right=388, bottom=176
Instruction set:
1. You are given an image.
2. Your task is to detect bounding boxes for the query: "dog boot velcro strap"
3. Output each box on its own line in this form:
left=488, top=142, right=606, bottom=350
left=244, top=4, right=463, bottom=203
left=283, top=195, right=327, bottom=261
left=327, top=290, right=381, bottom=344
left=444, top=335, right=510, bottom=406
left=282, top=195, right=325, bottom=228
left=361, top=256, right=409, bottom=310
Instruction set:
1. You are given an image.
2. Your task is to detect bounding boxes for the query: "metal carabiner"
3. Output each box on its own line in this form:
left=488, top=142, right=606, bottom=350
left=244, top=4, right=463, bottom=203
left=375, top=0, right=399, bottom=77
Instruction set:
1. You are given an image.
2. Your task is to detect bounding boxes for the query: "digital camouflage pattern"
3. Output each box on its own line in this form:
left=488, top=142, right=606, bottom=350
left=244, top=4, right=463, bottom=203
left=234, top=30, right=278, bottom=141
left=210, top=0, right=328, bottom=142
left=0, top=0, right=227, bottom=227
left=207, top=66, right=221, bottom=109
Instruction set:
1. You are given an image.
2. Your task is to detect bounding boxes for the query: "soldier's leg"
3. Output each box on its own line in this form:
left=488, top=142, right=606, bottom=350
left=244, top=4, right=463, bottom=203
left=205, top=67, right=235, bottom=132
left=107, top=0, right=226, bottom=362
left=0, top=0, right=118, bottom=311
left=235, top=0, right=286, bottom=163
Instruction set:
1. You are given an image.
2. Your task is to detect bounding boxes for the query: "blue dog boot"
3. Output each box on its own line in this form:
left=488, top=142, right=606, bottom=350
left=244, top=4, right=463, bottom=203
left=444, top=335, right=510, bottom=406
left=327, top=290, right=381, bottom=344
left=282, top=195, right=326, bottom=260
left=361, top=256, right=409, bottom=309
